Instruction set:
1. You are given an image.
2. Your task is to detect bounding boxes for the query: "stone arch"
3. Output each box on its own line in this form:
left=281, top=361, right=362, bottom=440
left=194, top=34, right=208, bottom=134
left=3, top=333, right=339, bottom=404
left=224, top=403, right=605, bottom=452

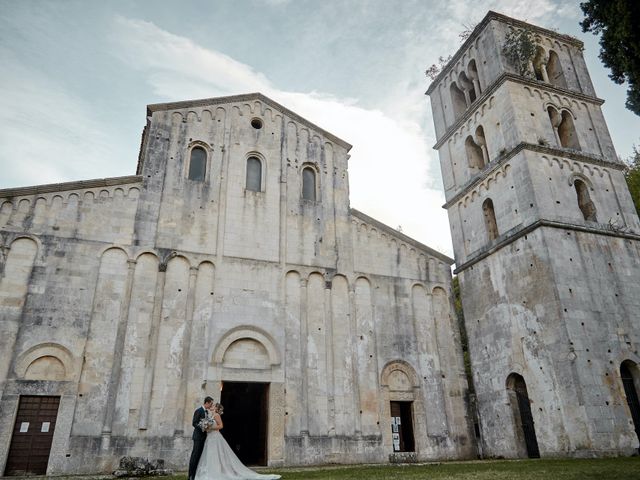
left=15, top=343, right=75, bottom=381
left=381, top=360, right=419, bottom=392
left=212, top=326, right=280, bottom=367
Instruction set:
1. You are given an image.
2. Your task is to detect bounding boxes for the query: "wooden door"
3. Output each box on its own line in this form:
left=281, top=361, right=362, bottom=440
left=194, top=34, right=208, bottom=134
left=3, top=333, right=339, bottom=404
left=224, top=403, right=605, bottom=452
left=5, top=396, right=60, bottom=476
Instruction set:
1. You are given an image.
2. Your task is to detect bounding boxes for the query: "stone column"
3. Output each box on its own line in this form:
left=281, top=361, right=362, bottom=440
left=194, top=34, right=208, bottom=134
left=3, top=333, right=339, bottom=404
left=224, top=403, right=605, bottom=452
left=176, top=265, right=199, bottom=435
left=101, top=258, right=137, bottom=449
left=138, top=262, right=167, bottom=430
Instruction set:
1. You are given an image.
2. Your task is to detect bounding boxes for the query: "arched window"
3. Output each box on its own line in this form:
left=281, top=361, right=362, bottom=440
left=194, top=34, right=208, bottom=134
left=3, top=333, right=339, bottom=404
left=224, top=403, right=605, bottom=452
left=459, top=71, right=476, bottom=103
left=188, top=147, right=207, bottom=181
left=482, top=198, right=499, bottom=241
left=450, top=82, right=467, bottom=119
left=468, top=59, right=482, bottom=96
left=574, top=179, right=597, bottom=221
left=246, top=156, right=262, bottom=192
left=558, top=111, right=580, bottom=150
left=465, top=136, right=485, bottom=169
left=546, top=51, right=567, bottom=88
left=302, top=167, right=316, bottom=201
left=548, top=107, right=580, bottom=150
left=506, top=373, right=540, bottom=458
left=532, top=46, right=548, bottom=82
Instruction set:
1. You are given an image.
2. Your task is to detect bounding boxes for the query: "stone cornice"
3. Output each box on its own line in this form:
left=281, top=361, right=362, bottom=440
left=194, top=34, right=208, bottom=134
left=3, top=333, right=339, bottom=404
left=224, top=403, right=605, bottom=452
left=454, top=219, right=640, bottom=274
left=147, top=92, right=353, bottom=151
left=432, top=74, right=604, bottom=150
left=425, top=10, right=583, bottom=95
left=442, top=142, right=624, bottom=209
left=350, top=208, right=454, bottom=265
left=0, top=175, right=142, bottom=199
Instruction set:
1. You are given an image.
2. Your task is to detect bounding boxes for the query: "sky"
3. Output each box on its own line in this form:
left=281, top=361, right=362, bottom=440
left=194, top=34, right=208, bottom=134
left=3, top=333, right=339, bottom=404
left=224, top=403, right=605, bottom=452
left=1, top=0, right=639, bottom=258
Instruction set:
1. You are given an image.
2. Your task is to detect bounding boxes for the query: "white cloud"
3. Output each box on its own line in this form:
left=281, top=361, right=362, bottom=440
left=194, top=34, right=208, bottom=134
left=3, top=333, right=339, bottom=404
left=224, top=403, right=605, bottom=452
left=110, top=16, right=455, bottom=255
left=0, top=48, right=120, bottom=187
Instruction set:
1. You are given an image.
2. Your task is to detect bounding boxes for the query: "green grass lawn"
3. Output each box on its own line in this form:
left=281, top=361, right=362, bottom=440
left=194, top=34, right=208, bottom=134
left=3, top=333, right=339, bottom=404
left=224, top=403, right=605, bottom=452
left=186, top=457, right=640, bottom=480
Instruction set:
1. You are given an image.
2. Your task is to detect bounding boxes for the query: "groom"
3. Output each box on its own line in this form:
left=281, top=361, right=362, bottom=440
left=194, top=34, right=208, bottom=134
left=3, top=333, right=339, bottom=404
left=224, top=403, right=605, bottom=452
left=188, top=396, right=213, bottom=480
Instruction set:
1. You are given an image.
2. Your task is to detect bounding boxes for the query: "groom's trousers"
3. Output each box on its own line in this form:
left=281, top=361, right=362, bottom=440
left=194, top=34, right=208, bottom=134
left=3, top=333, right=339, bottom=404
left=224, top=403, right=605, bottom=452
left=188, top=438, right=206, bottom=480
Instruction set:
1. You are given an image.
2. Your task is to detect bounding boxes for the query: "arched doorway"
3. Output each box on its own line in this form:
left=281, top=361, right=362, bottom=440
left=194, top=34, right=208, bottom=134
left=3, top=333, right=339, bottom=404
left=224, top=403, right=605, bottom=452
left=506, top=373, right=540, bottom=458
left=210, top=327, right=284, bottom=467
left=620, top=361, right=640, bottom=445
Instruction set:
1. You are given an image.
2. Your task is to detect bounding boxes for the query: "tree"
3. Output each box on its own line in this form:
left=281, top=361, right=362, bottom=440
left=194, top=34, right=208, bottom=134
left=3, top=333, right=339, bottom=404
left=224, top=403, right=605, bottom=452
left=624, top=144, right=640, bottom=215
left=580, top=0, right=640, bottom=116
left=502, top=28, right=536, bottom=77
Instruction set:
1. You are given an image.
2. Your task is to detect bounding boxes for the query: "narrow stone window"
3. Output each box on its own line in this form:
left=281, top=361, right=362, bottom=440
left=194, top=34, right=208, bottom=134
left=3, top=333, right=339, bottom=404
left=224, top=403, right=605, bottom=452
left=546, top=51, right=567, bottom=89
left=188, top=147, right=207, bottom=181
left=302, top=167, right=316, bottom=201
left=246, top=156, right=262, bottom=192
left=450, top=82, right=467, bottom=119
left=482, top=198, right=499, bottom=241
left=574, top=179, right=597, bottom=221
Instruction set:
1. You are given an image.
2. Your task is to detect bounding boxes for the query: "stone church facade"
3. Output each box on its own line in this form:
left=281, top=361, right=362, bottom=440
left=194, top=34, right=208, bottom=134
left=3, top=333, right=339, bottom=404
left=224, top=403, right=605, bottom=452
left=427, top=11, right=640, bottom=458
left=2, top=11, right=640, bottom=477
left=0, top=90, right=473, bottom=474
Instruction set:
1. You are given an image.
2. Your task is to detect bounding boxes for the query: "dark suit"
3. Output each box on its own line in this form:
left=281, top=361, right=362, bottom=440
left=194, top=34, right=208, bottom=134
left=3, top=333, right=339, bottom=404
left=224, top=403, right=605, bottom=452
left=188, top=406, right=207, bottom=480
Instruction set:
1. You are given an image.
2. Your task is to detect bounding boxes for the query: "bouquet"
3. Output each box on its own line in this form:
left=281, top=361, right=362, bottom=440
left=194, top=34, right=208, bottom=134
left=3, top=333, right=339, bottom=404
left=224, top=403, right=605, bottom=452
left=197, top=412, right=216, bottom=432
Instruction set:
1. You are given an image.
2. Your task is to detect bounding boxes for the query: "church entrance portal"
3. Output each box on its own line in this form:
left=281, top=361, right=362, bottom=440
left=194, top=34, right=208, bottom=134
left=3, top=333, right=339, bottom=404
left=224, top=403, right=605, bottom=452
left=390, top=401, right=415, bottom=452
left=220, top=382, right=269, bottom=466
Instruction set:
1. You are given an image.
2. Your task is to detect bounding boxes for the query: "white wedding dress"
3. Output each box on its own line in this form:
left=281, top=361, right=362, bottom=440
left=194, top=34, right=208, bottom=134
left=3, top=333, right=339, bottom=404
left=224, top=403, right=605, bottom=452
left=194, top=419, right=280, bottom=480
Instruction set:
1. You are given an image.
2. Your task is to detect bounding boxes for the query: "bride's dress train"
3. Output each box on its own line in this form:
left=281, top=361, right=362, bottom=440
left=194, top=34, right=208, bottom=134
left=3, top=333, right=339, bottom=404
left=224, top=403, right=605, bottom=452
left=194, top=422, right=280, bottom=480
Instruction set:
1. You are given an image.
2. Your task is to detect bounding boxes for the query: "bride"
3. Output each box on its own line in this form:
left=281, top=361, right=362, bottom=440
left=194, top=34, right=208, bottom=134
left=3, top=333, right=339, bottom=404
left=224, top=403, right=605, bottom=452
left=194, top=403, right=281, bottom=480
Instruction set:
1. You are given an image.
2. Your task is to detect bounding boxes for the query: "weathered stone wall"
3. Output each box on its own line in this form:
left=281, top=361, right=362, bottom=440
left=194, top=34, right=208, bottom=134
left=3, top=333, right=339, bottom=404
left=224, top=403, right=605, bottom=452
left=0, top=93, right=474, bottom=474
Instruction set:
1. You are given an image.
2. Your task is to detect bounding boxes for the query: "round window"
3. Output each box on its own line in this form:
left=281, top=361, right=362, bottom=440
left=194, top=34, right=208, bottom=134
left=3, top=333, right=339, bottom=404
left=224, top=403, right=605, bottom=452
left=251, top=118, right=263, bottom=129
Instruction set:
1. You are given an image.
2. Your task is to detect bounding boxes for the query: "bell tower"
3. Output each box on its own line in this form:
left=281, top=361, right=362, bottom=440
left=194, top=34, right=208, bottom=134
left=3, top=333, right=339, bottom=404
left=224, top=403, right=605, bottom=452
left=427, top=11, right=640, bottom=457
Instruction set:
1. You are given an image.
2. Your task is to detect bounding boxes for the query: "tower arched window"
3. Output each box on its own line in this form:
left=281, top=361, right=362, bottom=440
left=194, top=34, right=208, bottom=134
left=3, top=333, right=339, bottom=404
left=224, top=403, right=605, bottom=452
left=450, top=82, right=467, bottom=119
left=246, top=156, right=262, bottom=192
left=548, top=107, right=580, bottom=150
left=188, top=147, right=207, bottom=181
left=574, top=179, right=597, bottom=222
left=532, top=46, right=548, bottom=82
left=459, top=71, right=476, bottom=104
left=468, top=59, right=482, bottom=96
left=465, top=136, right=485, bottom=170
left=558, top=111, right=580, bottom=150
left=482, top=198, right=499, bottom=241
left=302, top=167, right=317, bottom=201
left=546, top=51, right=567, bottom=88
